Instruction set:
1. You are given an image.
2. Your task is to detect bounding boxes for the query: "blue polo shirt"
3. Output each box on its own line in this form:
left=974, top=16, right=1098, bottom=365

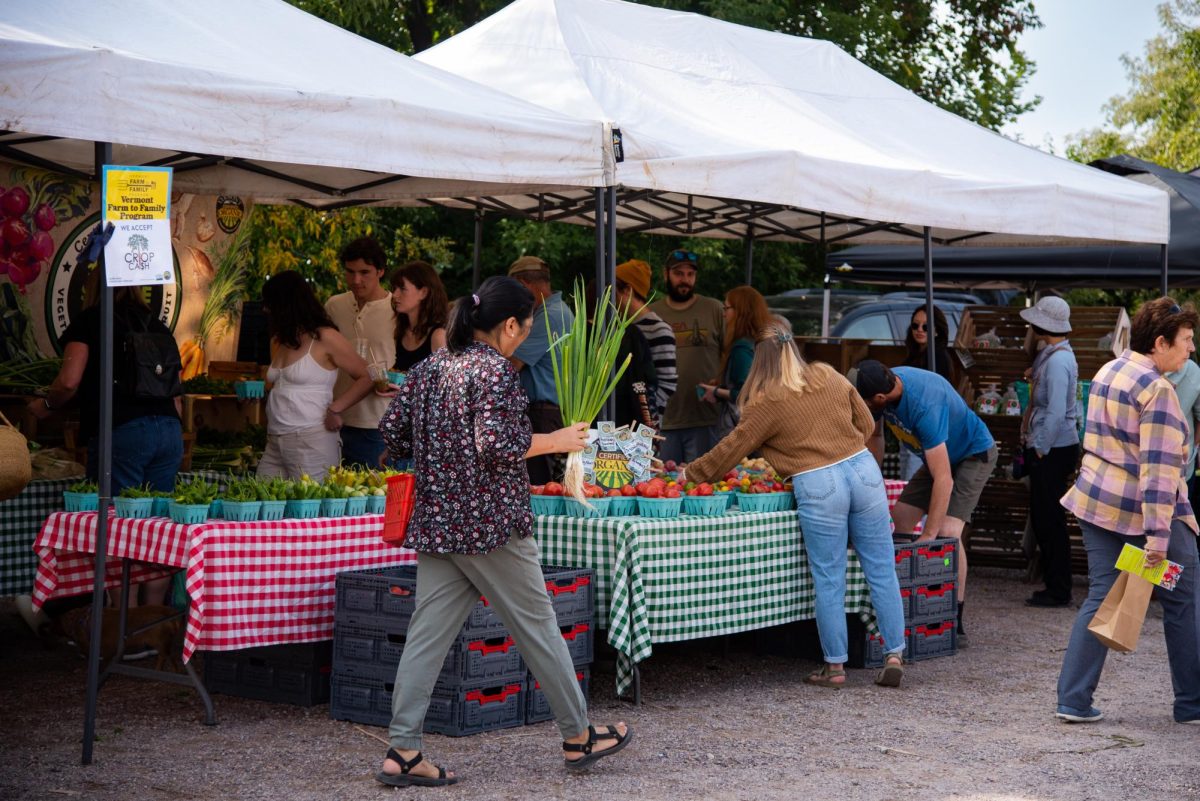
left=884, top=366, right=994, bottom=465
left=514, top=292, right=573, bottom=404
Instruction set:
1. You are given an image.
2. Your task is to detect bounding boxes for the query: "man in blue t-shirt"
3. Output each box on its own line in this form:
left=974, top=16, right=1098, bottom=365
left=508, top=255, right=574, bottom=484
left=852, top=360, right=996, bottom=647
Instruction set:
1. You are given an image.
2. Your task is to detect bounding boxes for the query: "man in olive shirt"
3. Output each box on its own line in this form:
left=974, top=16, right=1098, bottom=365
left=325, top=237, right=396, bottom=467
left=649, top=249, right=724, bottom=463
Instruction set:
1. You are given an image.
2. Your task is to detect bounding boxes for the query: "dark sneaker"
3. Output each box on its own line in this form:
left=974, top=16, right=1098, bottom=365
left=1026, top=592, right=1071, bottom=608
left=956, top=631, right=969, bottom=649
left=1056, top=705, right=1103, bottom=723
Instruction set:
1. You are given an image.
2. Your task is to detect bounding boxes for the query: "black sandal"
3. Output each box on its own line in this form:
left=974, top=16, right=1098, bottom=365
left=375, top=748, right=458, bottom=787
left=563, top=724, right=633, bottom=771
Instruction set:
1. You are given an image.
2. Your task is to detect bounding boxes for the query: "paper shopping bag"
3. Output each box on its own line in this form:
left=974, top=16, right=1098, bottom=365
left=1088, top=571, right=1154, bottom=652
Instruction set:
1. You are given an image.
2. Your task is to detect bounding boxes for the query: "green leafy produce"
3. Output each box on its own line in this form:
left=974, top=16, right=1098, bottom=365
left=0, top=358, right=62, bottom=393
left=117, top=484, right=156, bottom=499
left=224, top=476, right=261, bottom=503
left=288, top=475, right=324, bottom=500
left=181, top=375, right=235, bottom=395
left=173, top=476, right=219, bottom=505
left=547, top=278, right=637, bottom=501
left=255, top=477, right=291, bottom=502
left=68, top=479, right=98, bottom=494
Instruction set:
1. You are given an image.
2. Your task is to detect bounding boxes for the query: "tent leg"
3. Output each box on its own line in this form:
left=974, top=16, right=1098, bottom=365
left=472, top=209, right=483, bottom=291
left=923, top=227, right=936, bottom=375
left=603, top=186, right=618, bottom=424
left=744, top=224, right=755, bottom=286
left=821, top=273, right=832, bottom=338
left=1160, top=243, right=1169, bottom=297
left=82, top=141, right=112, bottom=766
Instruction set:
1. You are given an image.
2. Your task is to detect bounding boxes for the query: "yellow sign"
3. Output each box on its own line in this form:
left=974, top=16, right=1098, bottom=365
left=102, top=165, right=174, bottom=286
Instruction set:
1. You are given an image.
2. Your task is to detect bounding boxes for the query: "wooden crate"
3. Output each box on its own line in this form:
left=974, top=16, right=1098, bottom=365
left=965, top=478, right=1029, bottom=569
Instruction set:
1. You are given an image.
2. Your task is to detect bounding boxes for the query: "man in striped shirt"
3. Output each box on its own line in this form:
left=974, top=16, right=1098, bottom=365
left=616, top=259, right=678, bottom=422
left=1057, top=297, right=1200, bottom=726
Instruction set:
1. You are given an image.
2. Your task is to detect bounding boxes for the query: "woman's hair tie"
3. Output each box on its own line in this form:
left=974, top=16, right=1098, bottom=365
left=776, top=330, right=794, bottom=344
left=472, top=293, right=480, bottom=307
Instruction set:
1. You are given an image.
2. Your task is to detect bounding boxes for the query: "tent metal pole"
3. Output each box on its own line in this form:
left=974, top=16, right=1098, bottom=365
left=471, top=209, right=483, bottom=291
left=82, top=140, right=113, bottom=766
left=924, top=227, right=935, bottom=375
left=604, top=186, right=618, bottom=423
left=1160, top=243, right=1169, bottom=297
left=821, top=273, right=832, bottom=339
left=819, top=214, right=830, bottom=337
left=744, top=224, right=755, bottom=286
left=594, top=188, right=605, bottom=303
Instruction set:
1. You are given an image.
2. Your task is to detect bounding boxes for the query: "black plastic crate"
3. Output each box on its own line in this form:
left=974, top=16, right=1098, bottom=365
left=335, top=564, right=595, bottom=633
left=911, top=582, right=956, bottom=623
left=204, top=641, right=331, bottom=707
left=334, top=623, right=525, bottom=685
left=525, top=668, right=590, bottom=724
left=558, top=621, right=593, bottom=667
left=911, top=619, right=957, bottom=661
left=898, top=586, right=914, bottom=622
left=425, top=678, right=525, bottom=737
left=859, top=627, right=911, bottom=669
left=893, top=543, right=915, bottom=587
left=330, top=673, right=393, bottom=727
left=542, top=566, right=595, bottom=623
left=329, top=674, right=524, bottom=736
left=912, top=539, right=958, bottom=584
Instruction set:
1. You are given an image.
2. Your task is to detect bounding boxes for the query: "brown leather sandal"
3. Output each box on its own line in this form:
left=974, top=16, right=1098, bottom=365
left=875, top=653, right=904, bottom=688
left=805, top=663, right=846, bottom=689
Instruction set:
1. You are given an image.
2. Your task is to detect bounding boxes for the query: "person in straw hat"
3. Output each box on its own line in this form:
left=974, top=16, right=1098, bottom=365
left=1020, top=296, right=1080, bottom=608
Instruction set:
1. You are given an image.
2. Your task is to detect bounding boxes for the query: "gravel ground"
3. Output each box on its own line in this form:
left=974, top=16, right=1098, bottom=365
left=1, top=570, right=1197, bottom=801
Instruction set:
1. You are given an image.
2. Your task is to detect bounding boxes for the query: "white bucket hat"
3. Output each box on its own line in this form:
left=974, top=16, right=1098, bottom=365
left=1020, top=296, right=1072, bottom=334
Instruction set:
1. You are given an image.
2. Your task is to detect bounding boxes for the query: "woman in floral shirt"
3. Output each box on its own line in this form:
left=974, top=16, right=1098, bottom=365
left=376, top=276, right=631, bottom=787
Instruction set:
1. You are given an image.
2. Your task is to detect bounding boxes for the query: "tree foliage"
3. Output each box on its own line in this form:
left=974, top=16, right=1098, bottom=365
left=1066, top=1, right=1200, bottom=171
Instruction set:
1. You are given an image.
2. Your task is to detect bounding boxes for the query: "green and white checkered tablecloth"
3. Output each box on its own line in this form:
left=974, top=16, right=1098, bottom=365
left=536, top=510, right=875, bottom=696
left=0, top=477, right=83, bottom=597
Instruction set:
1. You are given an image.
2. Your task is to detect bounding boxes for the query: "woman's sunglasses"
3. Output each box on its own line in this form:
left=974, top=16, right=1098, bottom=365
left=910, top=322, right=928, bottom=332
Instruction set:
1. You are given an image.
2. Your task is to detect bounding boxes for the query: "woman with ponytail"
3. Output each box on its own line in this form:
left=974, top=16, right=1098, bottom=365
left=375, top=276, right=631, bottom=786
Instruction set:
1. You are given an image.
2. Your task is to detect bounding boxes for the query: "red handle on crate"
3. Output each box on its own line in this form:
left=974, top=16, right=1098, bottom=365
left=388, top=585, right=412, bottom=597
left=917, top=584, right=953, bottom=598
left=917, top=544, right=955, bottom=558
left=468, top=636, right=515, bottom=655
left=917, top=622, right=954, bottom=636
left=560, top=623, right=589, bottom=641
left=894, top=552, right=910, bottom=564
left=465, top=684, right=521, bottom=705
left=899, top=588, right=911, bottom=598
left=546, top=576, right=591, bottom=596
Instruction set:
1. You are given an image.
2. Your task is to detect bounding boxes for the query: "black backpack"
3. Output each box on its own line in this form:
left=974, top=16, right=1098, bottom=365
left=117, top=308, right=183, bottom=401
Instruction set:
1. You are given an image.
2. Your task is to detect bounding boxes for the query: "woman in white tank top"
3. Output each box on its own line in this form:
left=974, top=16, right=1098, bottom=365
left=257, top=271, right=373, bottom=480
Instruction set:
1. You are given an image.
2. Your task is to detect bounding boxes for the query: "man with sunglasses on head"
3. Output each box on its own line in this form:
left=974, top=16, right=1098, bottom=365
left=649, top=249, right=725, bottom=464
left=851, top=359, right=996, bottom=648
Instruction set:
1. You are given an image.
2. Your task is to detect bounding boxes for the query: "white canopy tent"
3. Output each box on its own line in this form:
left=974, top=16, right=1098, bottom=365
left=0, top=0, right=620, bottom=762
left=0, top=0, right=613, bottom=203
left=416, top=0, right=1169, bottom=248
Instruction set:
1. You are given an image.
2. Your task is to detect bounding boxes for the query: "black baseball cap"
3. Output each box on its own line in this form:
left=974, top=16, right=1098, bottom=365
left=848, top=359, right=896, bottom=400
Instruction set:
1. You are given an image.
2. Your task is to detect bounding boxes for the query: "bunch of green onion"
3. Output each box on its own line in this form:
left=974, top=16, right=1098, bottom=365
left=547, top=278, right=638, bottom=502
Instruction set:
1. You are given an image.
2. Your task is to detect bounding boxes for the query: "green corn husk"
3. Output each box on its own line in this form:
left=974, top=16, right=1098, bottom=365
left=547, top=278, right=638, bottom=502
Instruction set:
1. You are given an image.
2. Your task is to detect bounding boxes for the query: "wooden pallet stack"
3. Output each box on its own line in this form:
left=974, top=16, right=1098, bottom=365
left=953, top=305, right=1129, bottom=573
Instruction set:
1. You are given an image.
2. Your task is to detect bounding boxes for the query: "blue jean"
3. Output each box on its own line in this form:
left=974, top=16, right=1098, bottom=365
left=792, top=450, right=907, bottom=663
left=660, top=425, right=718, bottom=465
left=87, top=415, right=183, bottom=494
left=340, top=425, right=386, bottom=469
left=1057, top=518, right=1200, bottom=722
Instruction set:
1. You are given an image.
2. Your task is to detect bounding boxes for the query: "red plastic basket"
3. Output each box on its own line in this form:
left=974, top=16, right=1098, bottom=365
left=381, top=473, right=416, bottom=545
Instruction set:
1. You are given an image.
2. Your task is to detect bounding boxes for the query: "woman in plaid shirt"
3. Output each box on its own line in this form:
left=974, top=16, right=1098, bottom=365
left=1057, top=297, right=1200, bottom=725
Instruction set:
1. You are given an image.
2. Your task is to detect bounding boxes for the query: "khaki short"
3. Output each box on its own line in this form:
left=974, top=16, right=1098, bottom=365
left=898, top=446, right=997, bottom=523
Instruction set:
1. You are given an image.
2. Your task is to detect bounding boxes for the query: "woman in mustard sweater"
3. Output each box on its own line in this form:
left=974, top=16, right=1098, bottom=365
left=682, top=324, right=907, bottom=688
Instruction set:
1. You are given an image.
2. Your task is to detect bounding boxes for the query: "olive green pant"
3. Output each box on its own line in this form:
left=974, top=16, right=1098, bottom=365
left=388, top=534, right=589, bottom=749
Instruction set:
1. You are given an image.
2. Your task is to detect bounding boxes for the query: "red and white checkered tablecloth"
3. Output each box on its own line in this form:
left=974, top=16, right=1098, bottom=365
left=32, top=512, right=415, bottom=661
left=884, top=479, right=923, bottom=534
